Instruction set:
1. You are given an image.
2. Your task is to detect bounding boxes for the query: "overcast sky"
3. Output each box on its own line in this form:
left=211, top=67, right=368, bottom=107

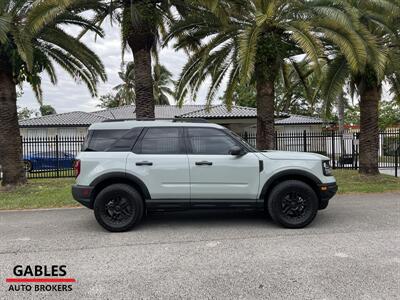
left=18, top=23, right=212, bottom=114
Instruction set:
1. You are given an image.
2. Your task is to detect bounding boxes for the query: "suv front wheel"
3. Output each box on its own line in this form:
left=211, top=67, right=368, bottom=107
left=267, top=180, right=318, bottom=229
left=94, top=184, right=144, bottom=232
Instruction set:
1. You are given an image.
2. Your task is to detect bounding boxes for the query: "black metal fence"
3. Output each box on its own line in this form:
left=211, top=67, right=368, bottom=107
left=0, top=130, right=398, bottom=180
left=21, top=135, right=85, bottom=179
left=242, top=129, right=400, bottom=177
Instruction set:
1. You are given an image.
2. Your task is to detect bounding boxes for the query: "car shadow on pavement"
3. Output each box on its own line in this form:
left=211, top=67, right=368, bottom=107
left=75, top=207, right=336, bottom=233
left=140, top=209, right=274, bottom=228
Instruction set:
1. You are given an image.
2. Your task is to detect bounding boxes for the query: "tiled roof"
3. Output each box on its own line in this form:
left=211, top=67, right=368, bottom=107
left=19, top=111, right=108, bottom=128
left=93, top=105, right=208, bottom=119
left=178, top=104, right=257, bottom=119
left=275, top=114, right=323, bottom=125
left=19, top=104, right=324, bottom=128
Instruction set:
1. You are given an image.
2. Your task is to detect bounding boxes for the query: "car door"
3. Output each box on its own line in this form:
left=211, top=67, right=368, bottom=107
left=43, top=152, right=55, bottom=170
left=186, top=127, right=260, bottom=201
left=126, top=127, right=190, bottom=201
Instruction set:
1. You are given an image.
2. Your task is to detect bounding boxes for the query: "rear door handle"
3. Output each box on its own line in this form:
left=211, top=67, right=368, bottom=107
left=195, top=161, right=213, bottom=166
left=136, top=161, right=153, bottom=166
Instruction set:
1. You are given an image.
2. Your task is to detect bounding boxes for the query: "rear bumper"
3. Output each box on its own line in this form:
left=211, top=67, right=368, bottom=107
left=72, top=185, right=94, bottom=209
left=318, top=182, right=338, bottom=210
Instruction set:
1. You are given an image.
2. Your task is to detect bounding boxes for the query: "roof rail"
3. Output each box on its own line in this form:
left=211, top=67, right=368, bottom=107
left=101, top=118, right=209, bottom=123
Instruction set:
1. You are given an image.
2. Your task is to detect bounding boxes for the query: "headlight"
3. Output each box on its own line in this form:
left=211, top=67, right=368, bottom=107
left=322, top=161, right=333, bottom=176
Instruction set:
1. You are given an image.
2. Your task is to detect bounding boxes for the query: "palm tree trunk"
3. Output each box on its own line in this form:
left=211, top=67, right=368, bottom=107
left=125, top=3, right=155, bottom=119
left=359, top=85, right=380, bottom=175
left=256, top=78, right=275, bottom=150
left=255, top=35, right=279, bottom=150
left=131, top=45, right=155, bottom=119
left=0, top=61, right=27, bottom=186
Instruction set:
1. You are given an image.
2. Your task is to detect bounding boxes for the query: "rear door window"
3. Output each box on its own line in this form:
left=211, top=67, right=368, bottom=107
left=134, top=127, right=185, bottom=154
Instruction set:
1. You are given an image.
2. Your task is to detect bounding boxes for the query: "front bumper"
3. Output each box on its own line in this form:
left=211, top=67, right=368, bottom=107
left=318, top=182, right=338, bottom=210
left=72, top=185, right=94, bottom=209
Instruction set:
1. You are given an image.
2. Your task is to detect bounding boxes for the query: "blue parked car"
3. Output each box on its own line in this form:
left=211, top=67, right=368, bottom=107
left=23, top=151, right=76, bottom=172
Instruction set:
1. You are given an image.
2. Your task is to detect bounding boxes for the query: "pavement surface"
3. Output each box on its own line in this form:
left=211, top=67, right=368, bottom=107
left=0, top=193, right=399, bottom=300
left=380, top=168, right=398, bottom=177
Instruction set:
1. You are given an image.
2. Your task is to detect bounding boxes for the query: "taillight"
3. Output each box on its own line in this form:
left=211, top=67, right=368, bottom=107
left=74, top=159, right=81, bottom=177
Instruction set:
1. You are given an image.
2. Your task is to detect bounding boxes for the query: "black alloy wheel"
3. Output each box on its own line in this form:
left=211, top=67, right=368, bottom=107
left=94, top=184, right=144, bottom=232
left=24, top=160, right=32, bottom=172
left=268, top=180, right=318, bottom=228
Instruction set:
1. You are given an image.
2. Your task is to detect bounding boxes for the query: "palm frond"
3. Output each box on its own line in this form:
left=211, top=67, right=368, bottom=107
left=0, top=15, right=11, bottom=43
left=287, top=21, right=322, bottom=72
left=238, top=25, right=260, bottom=82
left=322, top=56, right=350, bottom=116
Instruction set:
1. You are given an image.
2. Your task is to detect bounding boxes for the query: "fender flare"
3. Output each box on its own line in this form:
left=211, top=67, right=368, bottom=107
left=259, top=169, right=322, bottom=200
left=90, top=172, right=151, bottom=200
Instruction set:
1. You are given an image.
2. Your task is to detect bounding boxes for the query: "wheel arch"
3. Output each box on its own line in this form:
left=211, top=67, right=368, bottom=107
left=260, top=170, right=322, bottom=201
left=89, top=172, right=151, bottom=208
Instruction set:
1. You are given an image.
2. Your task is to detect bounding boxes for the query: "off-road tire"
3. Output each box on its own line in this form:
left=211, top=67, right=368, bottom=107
left=94, top=184, right=144, bottom=232
left=267, top=180, right=318, bottom=229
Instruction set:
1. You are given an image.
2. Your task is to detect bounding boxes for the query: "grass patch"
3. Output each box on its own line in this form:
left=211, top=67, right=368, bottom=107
left=333, top=170, right=400, bottom=194
left=0, top=178, right=79, bottom=210
left=0, top=170, right=399, bottom=210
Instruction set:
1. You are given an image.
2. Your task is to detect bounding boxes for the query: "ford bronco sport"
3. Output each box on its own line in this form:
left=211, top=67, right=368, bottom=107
left=72, top=120, right=337, bottom=232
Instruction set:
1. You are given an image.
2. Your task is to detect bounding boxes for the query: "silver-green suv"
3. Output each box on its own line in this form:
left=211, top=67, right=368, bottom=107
left=72, top=120, right=337, bottom=232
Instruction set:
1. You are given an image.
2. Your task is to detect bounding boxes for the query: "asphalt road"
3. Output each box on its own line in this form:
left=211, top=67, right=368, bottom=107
left=0, top=193, right=399, bottom=300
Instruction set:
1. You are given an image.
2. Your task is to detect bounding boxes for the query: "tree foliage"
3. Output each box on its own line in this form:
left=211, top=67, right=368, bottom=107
left=40, top=104, right=56, bottom=116
left=17, top=106, right=39, bottom=120
left=99, top=62, right=174, bottom=108
left=0, top=0, right=107, bottom=102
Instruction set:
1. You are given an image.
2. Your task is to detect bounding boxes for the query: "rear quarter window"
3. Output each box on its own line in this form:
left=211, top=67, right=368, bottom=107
left=83, top=128, right=142, bottom=152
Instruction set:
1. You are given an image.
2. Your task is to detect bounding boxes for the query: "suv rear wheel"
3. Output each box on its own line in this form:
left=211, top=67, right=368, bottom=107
left=267, top=180, right=318, bottom=228
left=94, top=184, right=144, bottom=232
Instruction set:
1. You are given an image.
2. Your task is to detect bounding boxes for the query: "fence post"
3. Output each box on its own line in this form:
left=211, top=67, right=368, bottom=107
left=275, top=131, right=278, bottom=150
left=395, top=148, right=398, bottom=178
left=55, top=135, right=59, bottom=178
left=331, top=131, right=336, bottom=169
left=303, top=130, right=307, bottom=152
left=396, top=129, right=400, bottom=178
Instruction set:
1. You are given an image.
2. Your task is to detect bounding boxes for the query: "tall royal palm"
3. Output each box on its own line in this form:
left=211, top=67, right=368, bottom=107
left=168, top=0, right=356, bottom=149
left=0, top=0, right=106, bottom=186
left=153, top=64, right=174, bottom=105
left=112, top=62, right=174, bottom=105
left=113, top=62, right=136, bottom=106
left=320, top=0, right=400, bottom=175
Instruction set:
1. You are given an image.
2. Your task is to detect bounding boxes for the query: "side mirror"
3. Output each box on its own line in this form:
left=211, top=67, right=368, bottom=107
left=229, top=146, right=245, bottom=156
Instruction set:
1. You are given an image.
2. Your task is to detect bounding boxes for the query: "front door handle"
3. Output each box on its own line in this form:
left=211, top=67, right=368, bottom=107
left=136, top=161, right=153, bottom=166
left=195, top=161, right=213, bottom=166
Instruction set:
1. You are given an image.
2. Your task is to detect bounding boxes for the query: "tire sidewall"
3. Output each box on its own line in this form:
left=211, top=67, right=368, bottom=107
left=24, top=160, right=32, bottom=172
left=94, top=184, right=144, bottom=232
left=268, top=180, right=318, bottom=229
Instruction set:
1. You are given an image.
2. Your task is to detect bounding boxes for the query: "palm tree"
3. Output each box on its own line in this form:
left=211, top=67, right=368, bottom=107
left=168, top=0, right=357, bottom=149
left=113, top=62, right=136, bottom=106
left=91, top=0, right=190, bottom=118
left=153, top=64, right=174, bottom=105
left=320, top=0, right=400, bottom=175
left=0, top=0, right=106, bottom=186
left=276, top=60, right=323, bottom=116
left=225, top=60, right=323, bottom=115
left=112, top=62, right=174, bottom=106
